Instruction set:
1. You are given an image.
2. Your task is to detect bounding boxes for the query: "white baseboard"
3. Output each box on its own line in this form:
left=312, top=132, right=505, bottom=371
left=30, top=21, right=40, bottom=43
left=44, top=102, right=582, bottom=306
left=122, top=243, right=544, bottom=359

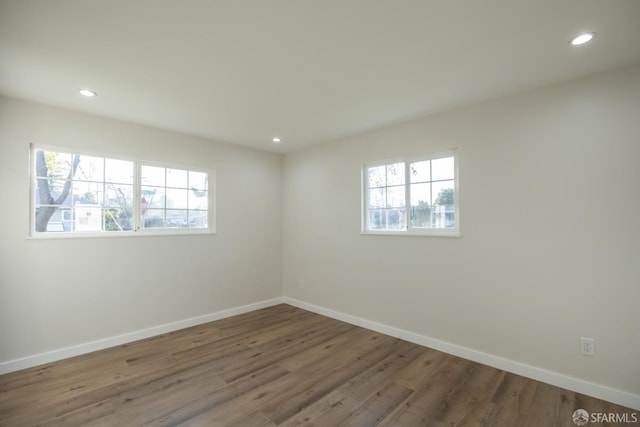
left=0, top=298, right=284, bottom=375
left=283, top=297, right=640, bottom=411
left=2, top=296, right=638, bottom=411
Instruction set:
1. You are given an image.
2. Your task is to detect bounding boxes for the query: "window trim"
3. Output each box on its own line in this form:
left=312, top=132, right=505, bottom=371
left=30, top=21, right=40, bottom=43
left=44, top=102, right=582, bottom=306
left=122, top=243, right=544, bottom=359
left=28, top=144, right=216, bottom=238
left=361, top=151, right=460, bottom=237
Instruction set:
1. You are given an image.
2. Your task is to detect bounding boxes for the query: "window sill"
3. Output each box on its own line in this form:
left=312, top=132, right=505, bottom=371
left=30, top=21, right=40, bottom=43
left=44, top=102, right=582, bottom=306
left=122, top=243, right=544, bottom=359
left=361, top=229, right=461, bottom=238
left=27, top=229, right=216, bottom=240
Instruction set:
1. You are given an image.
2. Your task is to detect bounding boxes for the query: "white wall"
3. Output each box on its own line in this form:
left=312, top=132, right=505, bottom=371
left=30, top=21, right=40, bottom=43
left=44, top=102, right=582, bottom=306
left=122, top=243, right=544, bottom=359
left=0, top=97, right=283, bottom=364
left=283, top=64, right=640, bottom=400
left=1, top=63, right=638, bottom=407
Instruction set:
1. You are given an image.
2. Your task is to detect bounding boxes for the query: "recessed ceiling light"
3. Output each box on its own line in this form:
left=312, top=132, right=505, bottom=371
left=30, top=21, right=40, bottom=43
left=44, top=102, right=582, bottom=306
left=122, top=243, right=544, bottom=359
left=570, top=32, right=595, bottom=46
left=272, top=137, right=281, bottom=144
left=79, top=89, right=97, bottom=97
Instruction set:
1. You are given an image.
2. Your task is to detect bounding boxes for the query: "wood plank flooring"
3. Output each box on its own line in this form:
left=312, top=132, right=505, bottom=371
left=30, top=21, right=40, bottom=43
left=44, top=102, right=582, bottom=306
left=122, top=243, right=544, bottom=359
left=0, top=304, right=634, bottom=426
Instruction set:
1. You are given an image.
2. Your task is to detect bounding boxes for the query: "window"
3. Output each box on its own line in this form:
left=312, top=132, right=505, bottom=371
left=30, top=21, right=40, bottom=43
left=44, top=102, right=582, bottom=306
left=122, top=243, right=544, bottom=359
left=31, top=146, right=213, bottom=236
left=140, top=165, right=209, bottom=229
left=362, top=153, right=458, bottom=236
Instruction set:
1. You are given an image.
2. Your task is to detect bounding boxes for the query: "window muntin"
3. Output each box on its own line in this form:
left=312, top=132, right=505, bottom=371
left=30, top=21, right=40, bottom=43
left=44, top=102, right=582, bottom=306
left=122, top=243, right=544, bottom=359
left=33, top=149, right=135, bottom=233
left=140, top=165, right=208, bottom=229
left=367, top=162, right=406, bottom=230
left=31, top=147, right=212, bottom=236
left=363, top=154, right=458, bottom=235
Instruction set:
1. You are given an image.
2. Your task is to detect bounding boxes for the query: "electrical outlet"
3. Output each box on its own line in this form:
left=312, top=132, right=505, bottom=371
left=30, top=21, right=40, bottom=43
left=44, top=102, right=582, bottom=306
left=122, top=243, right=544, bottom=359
left=580, top=337, right=595, bottom=356
left=298, top=279, right=306, bottom=289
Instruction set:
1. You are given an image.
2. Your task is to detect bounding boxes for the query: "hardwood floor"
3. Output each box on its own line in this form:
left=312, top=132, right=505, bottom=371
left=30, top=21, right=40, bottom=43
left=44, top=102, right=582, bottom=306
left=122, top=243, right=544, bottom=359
left=0, top=304, right=634, bottom=426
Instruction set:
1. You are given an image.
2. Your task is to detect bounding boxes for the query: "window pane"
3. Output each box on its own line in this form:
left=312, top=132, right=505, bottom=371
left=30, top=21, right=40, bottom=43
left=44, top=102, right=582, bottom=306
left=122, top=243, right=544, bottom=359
left=189, top=171, right=208, bottom=191
left=432, top=180, right=455, bottom=228
left=388, top=209, right=405, bottom=229
left=369, top=208, right=404, bottom=230
left=73, top=205, right=102, bottom=232
left=143, top=209, right=165, bottom=228
left=33, top=149, right=77, bottom=233
left=410, top=183, right=432, bottom=228
left=166, top=210, right=189, bottom=227
left=167, top=168, right=188, bottom=188
left=368, top=208, right=405, bottom=230
left=409, top=161, right=430, bottom=183
left=35, top=178, right=70, bottom=204
left=410, top=182, right=430, bottom=206
left=36, top=150, right=73, bottom=178
left=166, top=188, right=188, bottom=209
left=141, top=165, right=165, bottom=186
left=76, top=156, right=104, bottom=182
left=34, top=205, right=65, bottom=232
left=432, top=180, right=455, bottom=206
left=368, top=208, right=386, bottom=230
left=188, top=211, right=208, bottom=228
left=104, top=208, right=133, bottom=231
left=386, top=163, right=405, bottom=186
left=386, top=185, right=405, bottom=208
left=368, top=188, right=385, bottom=208
left=105, top=159, right=134, bottom=184
left=72, top=181, right=103, bottom=205
left=431, top=156, right=454, bottom=181
left=188, top=189, right=208, bottom=210
left=105, top=184, right=133, bottom=208
left=410, top=205, right=432, bottom=227
left=141, top=187, right=164, bottom=208
left=105, top=184, right=133, bottom=231
left=368, top=165, right=386, bottom=188
left=387, top=209, right=404, bottom=229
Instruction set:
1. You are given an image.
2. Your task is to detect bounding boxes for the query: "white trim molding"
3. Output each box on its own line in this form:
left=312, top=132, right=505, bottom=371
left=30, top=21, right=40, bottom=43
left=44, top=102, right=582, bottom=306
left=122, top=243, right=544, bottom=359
left=2, top=296, right=638, bottom=411
left=283, top=297, right=640, bottom=411
left=0, top=298, right=283, bottom=375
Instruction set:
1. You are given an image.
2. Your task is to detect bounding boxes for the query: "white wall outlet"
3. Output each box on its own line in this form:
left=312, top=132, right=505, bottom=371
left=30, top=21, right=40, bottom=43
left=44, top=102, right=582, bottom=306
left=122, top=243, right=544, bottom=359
left=580, top=337, right=595, bottom=356
left=298, top=279, right=306, bottom=289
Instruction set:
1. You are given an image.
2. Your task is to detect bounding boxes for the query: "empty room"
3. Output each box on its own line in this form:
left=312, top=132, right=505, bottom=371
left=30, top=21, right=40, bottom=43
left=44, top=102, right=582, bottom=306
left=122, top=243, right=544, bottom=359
left=0, top=1, right=639, bottom=426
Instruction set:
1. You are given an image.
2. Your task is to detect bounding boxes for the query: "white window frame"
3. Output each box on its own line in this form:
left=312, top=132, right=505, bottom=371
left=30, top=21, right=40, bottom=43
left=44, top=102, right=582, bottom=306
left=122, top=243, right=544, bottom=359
left=29, top=144, right=215, bottom=238
left=137, top=160, right=214, bottom=235
left=361, top=151, right=460, bottom=237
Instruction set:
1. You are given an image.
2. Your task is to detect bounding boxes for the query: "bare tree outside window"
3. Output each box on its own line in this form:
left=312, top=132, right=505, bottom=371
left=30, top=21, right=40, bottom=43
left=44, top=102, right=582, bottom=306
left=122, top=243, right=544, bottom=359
left=31, top=147, right=211, bottom=235
left=34, top=150, right=80, bottom=232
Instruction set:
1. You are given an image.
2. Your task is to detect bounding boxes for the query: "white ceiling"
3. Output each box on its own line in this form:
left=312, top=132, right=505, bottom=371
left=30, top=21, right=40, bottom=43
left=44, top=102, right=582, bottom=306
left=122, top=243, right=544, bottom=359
left=1, top=1, right=639, bottom=153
